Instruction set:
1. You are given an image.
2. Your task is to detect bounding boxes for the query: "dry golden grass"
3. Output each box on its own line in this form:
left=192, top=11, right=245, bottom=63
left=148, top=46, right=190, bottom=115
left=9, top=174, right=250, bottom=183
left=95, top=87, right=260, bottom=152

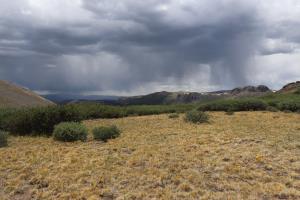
left=0, top=112, right=300, bottom=199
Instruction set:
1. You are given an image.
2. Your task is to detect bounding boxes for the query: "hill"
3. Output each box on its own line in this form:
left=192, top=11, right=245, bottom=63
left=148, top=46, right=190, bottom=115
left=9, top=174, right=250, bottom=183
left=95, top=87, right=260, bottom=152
left=0, top=80, right=55, bottom=108
left=118, top=85, right=272, bottom=105
left=278, top=81, right=300, bottom=94
left=118, top=91, right=223, bottom=105
left=43, top=94, right=120, bottom=104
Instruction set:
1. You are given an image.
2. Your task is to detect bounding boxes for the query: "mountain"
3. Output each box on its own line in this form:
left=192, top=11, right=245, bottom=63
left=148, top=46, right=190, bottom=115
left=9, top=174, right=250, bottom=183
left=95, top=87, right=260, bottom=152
left=40, top=84, right=273, bottom=106
left=0, top=80, right=55, bottom=108
left=118, top=91, right=223, bottom=105
left=277, top=81, right=300, bottom=94
left=118, top=85, right=272, bottom=105
left=43, top=94, right=120, bottom=104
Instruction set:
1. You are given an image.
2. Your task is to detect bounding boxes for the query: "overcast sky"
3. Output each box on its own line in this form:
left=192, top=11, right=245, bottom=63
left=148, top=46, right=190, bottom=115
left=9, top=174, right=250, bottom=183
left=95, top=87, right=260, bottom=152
left=0, top=0, right=300, bottom=95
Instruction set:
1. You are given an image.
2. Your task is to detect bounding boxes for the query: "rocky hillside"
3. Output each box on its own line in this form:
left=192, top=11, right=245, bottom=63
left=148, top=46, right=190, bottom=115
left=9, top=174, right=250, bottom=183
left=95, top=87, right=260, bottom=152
left=118, top=91, right=222, bottom=105
left=0, top=80, right=55, bottom=108
left=119, top=85, right=272, bottom=105
left=230, top=85, right=272, bottom=97
left=278, top=81, right=300, bottom=94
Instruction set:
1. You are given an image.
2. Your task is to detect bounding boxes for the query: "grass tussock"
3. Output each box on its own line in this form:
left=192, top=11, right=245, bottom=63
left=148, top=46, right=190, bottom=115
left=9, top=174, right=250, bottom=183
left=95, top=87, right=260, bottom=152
left=168, top=113, right=180, bottom=119
left=225, top=110, right=235, bottom=115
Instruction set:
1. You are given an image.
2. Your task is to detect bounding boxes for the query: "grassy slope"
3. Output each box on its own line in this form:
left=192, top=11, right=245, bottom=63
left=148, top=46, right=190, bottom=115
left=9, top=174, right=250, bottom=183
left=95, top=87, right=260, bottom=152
left=0, top=80, right=54, bottom=108
left=1, top=112, right=300, bottom=199
left=259, top=93, right=300, bottom=103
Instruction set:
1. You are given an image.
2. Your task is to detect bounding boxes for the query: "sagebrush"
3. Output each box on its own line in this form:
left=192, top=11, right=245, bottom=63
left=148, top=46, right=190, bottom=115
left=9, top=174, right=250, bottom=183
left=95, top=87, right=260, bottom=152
left=92, top=125, right=121, bottom=142
left=185, top=110, right=209, bottom=124
left=53, top=122, right=88, bottom=142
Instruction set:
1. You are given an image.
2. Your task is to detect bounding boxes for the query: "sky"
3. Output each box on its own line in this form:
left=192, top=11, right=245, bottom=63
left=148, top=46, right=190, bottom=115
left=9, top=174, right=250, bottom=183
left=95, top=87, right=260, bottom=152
left=0, top=0, right=300, bottom=95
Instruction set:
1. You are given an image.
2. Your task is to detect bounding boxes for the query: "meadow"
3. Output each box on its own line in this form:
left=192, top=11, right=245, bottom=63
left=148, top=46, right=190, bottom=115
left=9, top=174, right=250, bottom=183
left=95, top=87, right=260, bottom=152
left=1, top=92, right=299, bottom=137
left=0, top=111, right=300, bottom=199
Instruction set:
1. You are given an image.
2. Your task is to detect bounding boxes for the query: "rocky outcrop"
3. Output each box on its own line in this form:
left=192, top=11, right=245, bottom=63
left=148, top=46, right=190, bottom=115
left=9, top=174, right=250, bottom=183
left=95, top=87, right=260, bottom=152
left=230, top=85, right=272, bottom=97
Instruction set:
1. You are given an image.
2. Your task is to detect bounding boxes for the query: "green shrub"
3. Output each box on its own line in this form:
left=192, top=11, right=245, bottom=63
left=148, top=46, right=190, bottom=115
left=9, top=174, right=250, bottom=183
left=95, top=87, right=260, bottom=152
left=2, top=108, right=33, bottom=136
left=169, top=113, right=179, bottom=119
left=277, top=102, right=300, bottom=112
left=92, top=125, right=121, bottom=142
left=266, top=106, right=279, bottom=112
left=198, top=99, right=268, bottom=112
left=30, top=106, right=82, bottom=135
left=0, top=108, right=16, bottom=130
left=2, top=106, right=82, bottom=136
left=0, top=131, right=8, bottom=148
left=53, top=122, right=87, bottom=142
left=0, top=103, right=194, bottom=136
left=185, top=110, right=209, bottom=124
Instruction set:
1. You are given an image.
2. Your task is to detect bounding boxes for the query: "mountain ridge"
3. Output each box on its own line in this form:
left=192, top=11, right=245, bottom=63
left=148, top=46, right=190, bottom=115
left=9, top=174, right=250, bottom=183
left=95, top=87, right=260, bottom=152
left=118, top=85, right=272, bottom=105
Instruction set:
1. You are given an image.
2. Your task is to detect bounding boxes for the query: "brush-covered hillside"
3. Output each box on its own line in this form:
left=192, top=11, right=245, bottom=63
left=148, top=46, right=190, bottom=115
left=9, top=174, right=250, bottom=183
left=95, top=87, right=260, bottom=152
left=0, top=80, right=54, bottom=108
left=118, top=85, right=272, bottom=105
left=278, top=81, right=300, bottom=94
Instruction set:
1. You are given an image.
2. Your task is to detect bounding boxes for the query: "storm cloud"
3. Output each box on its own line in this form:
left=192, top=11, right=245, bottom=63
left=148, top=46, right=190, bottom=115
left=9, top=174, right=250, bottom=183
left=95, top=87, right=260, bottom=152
left=0, top=0, right=300, bottom=95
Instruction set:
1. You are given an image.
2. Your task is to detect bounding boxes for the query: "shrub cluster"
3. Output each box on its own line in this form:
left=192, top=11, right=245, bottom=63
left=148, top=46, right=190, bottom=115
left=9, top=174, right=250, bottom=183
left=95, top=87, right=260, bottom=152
left=0, top=130, right=8, bottom=148
left=74, top=103, right=193, bottom=119
left=0, top=103, right=194, bottom=136
left=1, top=105, right=81, bottom=136
left=53, top=122, right=87, bottom=142
left=185, top=110, right=209, bottom=124
left=0, top=108, right=16, bottom=130
left=92, top=125, right=121, bottom=142
left=198, top=99, right=268, bottom=112
left=277, top=102, right=300, bottom=112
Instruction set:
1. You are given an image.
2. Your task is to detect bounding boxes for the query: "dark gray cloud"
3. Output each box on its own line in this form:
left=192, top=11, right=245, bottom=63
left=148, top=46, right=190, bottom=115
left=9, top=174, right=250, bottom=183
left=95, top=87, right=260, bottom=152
left=0, top=0, right=300, bottom=94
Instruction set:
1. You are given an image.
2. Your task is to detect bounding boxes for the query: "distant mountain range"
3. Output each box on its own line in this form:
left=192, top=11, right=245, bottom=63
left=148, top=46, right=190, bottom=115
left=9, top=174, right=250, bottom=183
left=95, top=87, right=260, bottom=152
left=118, top=85, right=272, bottom=105
left=0, top=80, right=54, bottom=108
left=1, top=80, right=299, bottom=108
left=42, top=85, right=274, bottom=105
left=43, top=94, right=120, bottom=104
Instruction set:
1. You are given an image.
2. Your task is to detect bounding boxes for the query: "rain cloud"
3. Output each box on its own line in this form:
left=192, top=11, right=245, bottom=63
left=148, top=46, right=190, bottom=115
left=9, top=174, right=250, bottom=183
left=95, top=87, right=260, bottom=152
left=0, top=0, right=300, bottom=95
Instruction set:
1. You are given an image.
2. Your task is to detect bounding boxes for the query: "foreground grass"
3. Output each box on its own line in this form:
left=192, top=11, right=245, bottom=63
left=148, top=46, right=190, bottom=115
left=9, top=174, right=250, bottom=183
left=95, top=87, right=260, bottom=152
left=0, top=112, right=300, bottom=199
